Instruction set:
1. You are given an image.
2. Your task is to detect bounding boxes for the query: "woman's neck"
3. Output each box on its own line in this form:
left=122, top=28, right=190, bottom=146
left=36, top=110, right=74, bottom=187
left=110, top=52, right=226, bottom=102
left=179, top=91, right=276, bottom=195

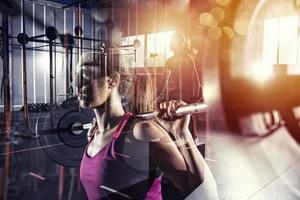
left=93, top=91, right=125, bottom=133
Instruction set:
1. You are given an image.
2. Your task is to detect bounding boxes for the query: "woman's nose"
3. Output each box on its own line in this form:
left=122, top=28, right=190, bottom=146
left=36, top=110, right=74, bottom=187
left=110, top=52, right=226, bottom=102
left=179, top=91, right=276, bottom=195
left=81, top=67, right=92, bottom=79
left=77, top=87, right=82, bottom=94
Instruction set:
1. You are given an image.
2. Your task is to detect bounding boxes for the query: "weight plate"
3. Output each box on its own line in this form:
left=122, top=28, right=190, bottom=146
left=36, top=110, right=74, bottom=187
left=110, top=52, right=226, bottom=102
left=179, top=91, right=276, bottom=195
left=60, top=97, right=81, bottom=111
left=37, top=107, right=94, bottom=167
left=57, top=111, right=88, bottom=148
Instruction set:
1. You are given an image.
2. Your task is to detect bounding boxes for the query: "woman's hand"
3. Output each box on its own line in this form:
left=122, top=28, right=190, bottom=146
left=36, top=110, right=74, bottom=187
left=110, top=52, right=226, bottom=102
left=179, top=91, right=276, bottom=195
left=157, top=100, right=192, bottom=144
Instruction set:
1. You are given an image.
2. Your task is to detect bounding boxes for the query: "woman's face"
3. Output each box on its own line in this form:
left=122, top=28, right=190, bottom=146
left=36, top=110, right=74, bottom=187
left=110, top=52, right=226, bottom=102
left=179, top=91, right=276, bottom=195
left=76, top=61, right=111, bottom=108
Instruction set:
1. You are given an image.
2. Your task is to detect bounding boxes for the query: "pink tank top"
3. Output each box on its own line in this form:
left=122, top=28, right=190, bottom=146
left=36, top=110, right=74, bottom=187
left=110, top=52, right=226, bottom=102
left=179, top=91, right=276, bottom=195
left=80, top=112, right=162, bottom=200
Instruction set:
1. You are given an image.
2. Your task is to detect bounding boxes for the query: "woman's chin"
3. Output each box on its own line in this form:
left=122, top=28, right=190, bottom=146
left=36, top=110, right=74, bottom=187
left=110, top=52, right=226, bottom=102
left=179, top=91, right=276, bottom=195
left=90, top=101, right=105, bottom=108
left=77, top=97, right=105, bottom=109
left=78, top=99, right=90, bottom=108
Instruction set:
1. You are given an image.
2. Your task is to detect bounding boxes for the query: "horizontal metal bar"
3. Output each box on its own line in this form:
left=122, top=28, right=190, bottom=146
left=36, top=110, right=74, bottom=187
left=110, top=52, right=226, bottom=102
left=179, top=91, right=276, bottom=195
left=9, top=43, right=103, bottom=52
left=30, top=34, right=46, bottom=40
left=64, top=35, right=105, bottom=43
left=9, top=33, right=105, bottom=45
left=62, top=0, right=89, bottom=9
left=29, top=38, right=51, bottom=43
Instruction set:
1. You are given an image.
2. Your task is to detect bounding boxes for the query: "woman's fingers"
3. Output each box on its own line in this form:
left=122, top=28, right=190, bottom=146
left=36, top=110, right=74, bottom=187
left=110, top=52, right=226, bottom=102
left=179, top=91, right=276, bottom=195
left=159, top=100, right=183, bottom=120
left=159, top=102, right=166, bottom=118
left=166, top=101, right=172, bottom=119
left=167, top=100, right=178, bottom=120
left=174, top=100, right=186, bottom=108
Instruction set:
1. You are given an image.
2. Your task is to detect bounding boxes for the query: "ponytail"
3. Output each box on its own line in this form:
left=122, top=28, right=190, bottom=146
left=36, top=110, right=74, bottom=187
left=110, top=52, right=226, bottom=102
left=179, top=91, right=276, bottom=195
left=123, top=70, right=154, bottom=114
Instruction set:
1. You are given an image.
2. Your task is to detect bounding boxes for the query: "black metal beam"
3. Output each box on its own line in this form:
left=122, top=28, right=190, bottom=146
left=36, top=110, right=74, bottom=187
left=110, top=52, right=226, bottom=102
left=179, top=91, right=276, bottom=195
left=1, top=13, right=12, bottom=200
left=62, top=0, right=89, bottom=9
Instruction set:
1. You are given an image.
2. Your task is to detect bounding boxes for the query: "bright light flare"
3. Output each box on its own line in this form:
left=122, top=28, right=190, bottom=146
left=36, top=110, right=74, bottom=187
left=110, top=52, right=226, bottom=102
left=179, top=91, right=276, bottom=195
left=222, top=26, right=234, bottom=39
left=248, top=62, right=274, bottom=83
left=147, top=31, right=174, bottom=67
left=234, top=11, right=251, bottom=36
left=168, top=0, right=189, bottom=12
left=208, top=26, right=222, bottom=40
left=216, top=0, right=232, bottom=6
left=199, top=12, right=216, bottom=27
left=210, top=7, right=225, bottom=22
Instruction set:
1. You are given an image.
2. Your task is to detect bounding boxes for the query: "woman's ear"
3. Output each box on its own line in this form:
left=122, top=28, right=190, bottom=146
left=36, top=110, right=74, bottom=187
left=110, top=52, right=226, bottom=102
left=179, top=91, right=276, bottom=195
left=108, top=72, right=120, bottom=88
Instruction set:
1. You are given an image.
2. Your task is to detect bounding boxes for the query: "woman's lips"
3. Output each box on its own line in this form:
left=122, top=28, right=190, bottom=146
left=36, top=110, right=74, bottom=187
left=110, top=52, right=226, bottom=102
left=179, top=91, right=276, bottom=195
left=78, top=86, right=89, bottom=95
left=77, top=93, right=90, bottom=107
left=77, top=86, right=90, bottom=102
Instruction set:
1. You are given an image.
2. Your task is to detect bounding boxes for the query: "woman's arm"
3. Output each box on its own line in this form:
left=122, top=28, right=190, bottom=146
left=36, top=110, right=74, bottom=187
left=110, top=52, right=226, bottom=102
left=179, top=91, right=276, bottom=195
left=134, top=121, right=191, bottom=195
left=175, top=129, right=205, bottom=191
left=133, top=100, right=218, bottom=197
left=158, top=100, right=206, bottom=192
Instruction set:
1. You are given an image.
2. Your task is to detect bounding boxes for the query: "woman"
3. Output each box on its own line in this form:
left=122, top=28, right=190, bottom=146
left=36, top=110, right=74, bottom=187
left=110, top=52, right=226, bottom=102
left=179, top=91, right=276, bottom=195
left=164, top=32, right=201, bottom=103
left=77, top=49, right=218, bottom=200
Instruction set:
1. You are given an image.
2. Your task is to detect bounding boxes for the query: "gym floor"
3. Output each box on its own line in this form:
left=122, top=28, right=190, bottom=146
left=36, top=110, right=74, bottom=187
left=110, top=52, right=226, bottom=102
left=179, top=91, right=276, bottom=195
left=205, top=126, right=300, bottom=200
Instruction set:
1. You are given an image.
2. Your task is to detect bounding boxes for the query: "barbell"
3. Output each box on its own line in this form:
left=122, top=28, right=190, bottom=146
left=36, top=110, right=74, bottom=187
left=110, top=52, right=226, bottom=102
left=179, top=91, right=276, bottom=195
left=35, top=101, right=207, bottom=167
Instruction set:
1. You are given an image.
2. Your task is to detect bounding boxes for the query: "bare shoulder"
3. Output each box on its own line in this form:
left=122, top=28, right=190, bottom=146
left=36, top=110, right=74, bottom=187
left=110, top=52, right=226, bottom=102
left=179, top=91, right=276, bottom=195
left=165, top=56, right=176, bottom=66
left=133, top=119, right=168, bottom=141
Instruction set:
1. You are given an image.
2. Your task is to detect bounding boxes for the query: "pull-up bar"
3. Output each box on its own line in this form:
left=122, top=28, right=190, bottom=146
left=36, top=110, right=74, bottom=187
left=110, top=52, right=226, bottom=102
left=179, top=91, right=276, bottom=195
left=17, top=26, right=105, bottom=45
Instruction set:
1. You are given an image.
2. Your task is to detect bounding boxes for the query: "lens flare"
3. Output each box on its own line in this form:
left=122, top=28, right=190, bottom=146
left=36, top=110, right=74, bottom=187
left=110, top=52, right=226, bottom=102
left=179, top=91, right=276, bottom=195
left=222, top=26, right=234, bottom=39
left=208, top=26, right=222, bottom=40
left=248, top=62, right=274, bottom=83
left=210, top=7, right=225, bottom=22
left=199, top=12, right=216, bottom=27
left=215, top=0, right=232, bottom=6
left=234, top=12, right=251, bottom=36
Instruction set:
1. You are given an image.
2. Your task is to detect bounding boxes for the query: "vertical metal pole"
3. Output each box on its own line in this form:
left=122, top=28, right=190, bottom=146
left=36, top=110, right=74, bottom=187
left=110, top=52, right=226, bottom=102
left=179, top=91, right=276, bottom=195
left=153, top=0, right=157, bottom=98
left=276, top=19, right=280, bottom=64
left=21, top=44, right=29, bottom=117
left=22, top=0, right=29, bottom=119
left=77, top=4, right=82, bottom=56
left=65, top=38, right=69, bottom=98
left=69, top=43, right=73, bottom=96
left=77, top=4, right=82, bottom=112
left=58, top=165, right=64, bottom=200
left=77, top=172, right=81, bottom=192
left=49, top=40, right=54, bottom=105
left=2, top=13, right=12, bottom=200
left=53, top=9, right=57, bottom=103
left=297, top=12, right=300, bottom=64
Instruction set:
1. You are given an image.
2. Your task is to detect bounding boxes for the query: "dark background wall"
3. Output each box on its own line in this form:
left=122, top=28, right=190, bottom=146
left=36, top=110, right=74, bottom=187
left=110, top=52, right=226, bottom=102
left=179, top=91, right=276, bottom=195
left=0, top=0, right=95, bottom=111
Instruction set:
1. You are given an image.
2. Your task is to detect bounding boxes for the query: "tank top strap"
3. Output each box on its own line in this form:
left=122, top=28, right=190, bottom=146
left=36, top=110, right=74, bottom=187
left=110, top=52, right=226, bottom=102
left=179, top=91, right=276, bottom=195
left=113, top=112, right=133, bottom=139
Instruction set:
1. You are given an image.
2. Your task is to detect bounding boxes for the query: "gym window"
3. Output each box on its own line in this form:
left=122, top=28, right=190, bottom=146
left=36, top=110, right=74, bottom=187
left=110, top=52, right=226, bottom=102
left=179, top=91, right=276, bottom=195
left=263, top=16, right=300, bottom=74
left=121, top=31, right=174, bottom=68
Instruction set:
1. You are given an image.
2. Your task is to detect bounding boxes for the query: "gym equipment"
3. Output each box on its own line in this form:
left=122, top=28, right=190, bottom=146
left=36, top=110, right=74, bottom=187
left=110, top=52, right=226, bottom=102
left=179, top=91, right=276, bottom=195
left=35, top=101, right=207, bottom=167
left=217, top=0, right=300, bottom=143
left=13, top=24, right=107, bottom=165
left=45, top=26, right=58, bottom=41
left=37, top=98, right=94, bottom=167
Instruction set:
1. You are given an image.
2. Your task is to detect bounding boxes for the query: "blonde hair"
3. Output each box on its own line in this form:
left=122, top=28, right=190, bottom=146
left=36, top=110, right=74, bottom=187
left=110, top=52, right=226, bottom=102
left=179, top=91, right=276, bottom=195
left=108, top=47, right=154, bottom=114
left=125, top=73, right=154, bottom=114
